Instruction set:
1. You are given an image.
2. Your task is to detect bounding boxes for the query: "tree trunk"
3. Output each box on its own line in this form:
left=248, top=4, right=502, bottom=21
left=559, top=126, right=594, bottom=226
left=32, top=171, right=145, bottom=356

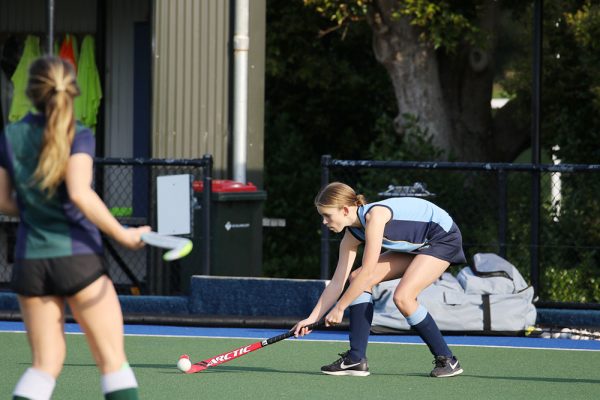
left=367, top=0, right=453, bottom=152
left=367, top=0, right=529, bottom=162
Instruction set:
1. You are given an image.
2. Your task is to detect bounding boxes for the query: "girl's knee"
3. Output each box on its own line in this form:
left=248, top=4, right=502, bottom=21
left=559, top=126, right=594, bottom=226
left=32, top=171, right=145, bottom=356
left=393, top=291, right=416, bottom=315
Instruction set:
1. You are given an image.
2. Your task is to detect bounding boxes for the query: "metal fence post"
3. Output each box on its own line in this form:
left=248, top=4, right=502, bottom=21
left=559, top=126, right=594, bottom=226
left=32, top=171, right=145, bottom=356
left=531, top=169, right=541, bottom=294
left=320, top=155, right=331, bottom=280
left=530, top=0, right=543, bottom=295
left=497, top=169, right=508, bottom=259
left=202, top=154, right=213, bottom=276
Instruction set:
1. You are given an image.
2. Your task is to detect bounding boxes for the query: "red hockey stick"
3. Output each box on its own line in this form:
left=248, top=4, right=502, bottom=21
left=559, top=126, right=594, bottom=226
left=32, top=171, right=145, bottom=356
left=185, top=321, right=324, bottom=374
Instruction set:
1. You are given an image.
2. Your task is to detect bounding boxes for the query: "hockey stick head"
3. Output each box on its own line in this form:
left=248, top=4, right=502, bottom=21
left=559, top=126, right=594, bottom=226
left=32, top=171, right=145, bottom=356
left=141, top=232, right=193, bottom=261
left=186, top=362, right=208, bottom=374
left=162, top=239, right=193, bottom=261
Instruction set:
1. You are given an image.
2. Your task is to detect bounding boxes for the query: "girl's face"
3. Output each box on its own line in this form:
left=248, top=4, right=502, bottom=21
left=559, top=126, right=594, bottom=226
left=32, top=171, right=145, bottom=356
left=317, top=206, right=349, bottom=233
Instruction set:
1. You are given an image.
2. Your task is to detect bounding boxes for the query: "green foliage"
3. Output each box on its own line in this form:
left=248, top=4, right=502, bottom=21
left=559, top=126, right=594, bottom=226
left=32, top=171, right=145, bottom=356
left=565, top=0, right=600, bottom=51
left=538, top=172, right=600, bottom=301
left=263, top=0, right=600, bottom=306
left=304, top=0, right=483, bottom=51
left=367, top=113, right=443, bottom=161
left=302, top=1, right=366, bottom=21
left=262, top=114, right=322, bottom=278
left=534, top=1, right=600, bottom=302
left=392, top=0, right=482, bottom=51
left=543, top=266, right=600, bottom=303
left=504, top=0, right=600, bottom=164
left=565, top=1, right=600, bottom=113
left=357, top=113, right=445, bottom=201
left=474, top=1, right=600, bottom=302
left=303, top=0, right=369, bottom=27
left=263, top=0, right=395, bottom=277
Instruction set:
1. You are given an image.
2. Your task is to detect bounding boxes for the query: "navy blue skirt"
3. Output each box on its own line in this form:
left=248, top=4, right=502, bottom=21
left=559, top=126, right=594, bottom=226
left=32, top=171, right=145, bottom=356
left=410, top=223, right=466, bottom=265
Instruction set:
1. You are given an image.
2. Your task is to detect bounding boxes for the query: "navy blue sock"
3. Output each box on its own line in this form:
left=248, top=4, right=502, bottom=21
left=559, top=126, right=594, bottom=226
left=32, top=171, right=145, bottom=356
left=407, top=305, right=452, bottom=358
left=348, top=292, right=374, bottom=362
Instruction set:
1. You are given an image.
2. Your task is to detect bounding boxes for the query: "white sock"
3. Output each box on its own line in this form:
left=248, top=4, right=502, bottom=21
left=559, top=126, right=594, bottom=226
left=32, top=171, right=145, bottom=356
left=101, top=363, right=138, bottom=394
left=13, top=368, right=56, bottom=400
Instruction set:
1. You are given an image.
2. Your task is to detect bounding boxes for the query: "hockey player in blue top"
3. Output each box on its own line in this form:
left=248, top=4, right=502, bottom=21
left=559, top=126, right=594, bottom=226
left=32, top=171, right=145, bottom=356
left=293, top=182, right=466, bottom=378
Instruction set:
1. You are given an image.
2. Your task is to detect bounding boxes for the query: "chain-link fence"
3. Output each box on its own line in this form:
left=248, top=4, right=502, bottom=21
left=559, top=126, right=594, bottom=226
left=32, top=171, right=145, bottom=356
left=0, top=156, right=213, bottom=296
left=320, top=155, right=600, bottom=307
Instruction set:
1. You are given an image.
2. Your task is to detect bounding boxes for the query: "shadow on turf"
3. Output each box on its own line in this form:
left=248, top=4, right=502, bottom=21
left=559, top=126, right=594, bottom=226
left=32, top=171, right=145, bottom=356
left=58, top=364, right=600, bottom=383
left=63, top=362, right=318, bottom=375
left=464, top=374, right=600, bottom=384
left=403, top=372, right=600, bottom=384
left=63, top=362, right=181, bottom=373
left=61, top=363, right=97, bottom=368
left=129, top=363, right=324, bottom=375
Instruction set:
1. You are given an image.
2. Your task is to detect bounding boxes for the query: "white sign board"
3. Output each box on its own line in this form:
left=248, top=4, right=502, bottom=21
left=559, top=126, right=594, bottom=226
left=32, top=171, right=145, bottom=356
left=157, top=174, right=192, bottom=235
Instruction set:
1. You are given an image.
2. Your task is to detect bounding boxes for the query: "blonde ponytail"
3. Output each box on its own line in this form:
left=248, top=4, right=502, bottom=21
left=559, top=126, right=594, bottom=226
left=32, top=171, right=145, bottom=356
left=355, top=194, right=367, bottom=206
left=26, top=56, right=79, bottom=196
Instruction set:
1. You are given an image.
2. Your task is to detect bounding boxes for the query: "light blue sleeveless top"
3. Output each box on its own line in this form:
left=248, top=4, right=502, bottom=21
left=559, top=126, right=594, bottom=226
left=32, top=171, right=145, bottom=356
left=348, top=197, right=454, bottom=252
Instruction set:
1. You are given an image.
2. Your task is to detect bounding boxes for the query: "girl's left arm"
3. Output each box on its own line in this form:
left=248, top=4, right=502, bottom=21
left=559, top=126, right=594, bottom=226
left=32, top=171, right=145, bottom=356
left=325, top=207, right=389, bottom=325
left=0, top=168, right=18, bottom=216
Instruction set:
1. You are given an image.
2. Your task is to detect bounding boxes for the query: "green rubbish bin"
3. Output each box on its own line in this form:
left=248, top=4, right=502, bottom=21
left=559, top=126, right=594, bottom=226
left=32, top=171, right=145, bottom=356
left=179, top=180, right=267, bottom=291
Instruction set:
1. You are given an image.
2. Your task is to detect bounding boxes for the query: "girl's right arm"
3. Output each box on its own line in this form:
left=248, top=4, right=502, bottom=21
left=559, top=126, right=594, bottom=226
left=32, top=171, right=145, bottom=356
left=293, top=230, right=360, bottom=336
left=65, top=153, right=150, bottom=249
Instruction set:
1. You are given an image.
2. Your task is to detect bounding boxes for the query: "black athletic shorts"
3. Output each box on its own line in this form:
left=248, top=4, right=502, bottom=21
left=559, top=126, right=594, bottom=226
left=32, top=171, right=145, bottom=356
left=11, top=254, right=108, bottom=297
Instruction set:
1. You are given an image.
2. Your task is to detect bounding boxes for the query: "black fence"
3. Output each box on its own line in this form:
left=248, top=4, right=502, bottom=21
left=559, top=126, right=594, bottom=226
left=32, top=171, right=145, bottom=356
left=0, top=155, right=213, bottom=296
left=320, top=155, right=600, bottom=308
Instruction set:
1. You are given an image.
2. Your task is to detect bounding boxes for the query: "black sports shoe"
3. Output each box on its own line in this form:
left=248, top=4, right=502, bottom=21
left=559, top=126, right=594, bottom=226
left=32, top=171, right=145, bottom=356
left=321, top=351, right=370, bottom=376
left=430, top=355, right=463, bottom=378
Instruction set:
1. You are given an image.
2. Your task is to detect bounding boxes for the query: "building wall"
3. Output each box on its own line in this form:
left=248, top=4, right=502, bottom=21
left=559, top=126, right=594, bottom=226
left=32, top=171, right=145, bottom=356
left=152, top=0, right=228, bottom=173
left=0, top=0, right=97, bottom=34
left=105, top=0, right=150, bottom=157
left=152, top=0, right=265, bottom=183
left=246, top=0, right=266, bottom=187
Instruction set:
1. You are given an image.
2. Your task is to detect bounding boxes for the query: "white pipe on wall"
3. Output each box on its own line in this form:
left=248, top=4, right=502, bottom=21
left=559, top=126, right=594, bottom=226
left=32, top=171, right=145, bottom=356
left=47, top=0, right=55, bottom=54
left=232, top=0, right=249, bottom=183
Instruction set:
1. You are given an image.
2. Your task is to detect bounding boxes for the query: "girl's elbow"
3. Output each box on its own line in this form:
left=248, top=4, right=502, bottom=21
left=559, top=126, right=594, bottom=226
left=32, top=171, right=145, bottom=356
left=0, top=203, right=17, bottom=216
left=68, top=190, right=87, bottom=208
left=0, top=197, right=13, bottom=211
